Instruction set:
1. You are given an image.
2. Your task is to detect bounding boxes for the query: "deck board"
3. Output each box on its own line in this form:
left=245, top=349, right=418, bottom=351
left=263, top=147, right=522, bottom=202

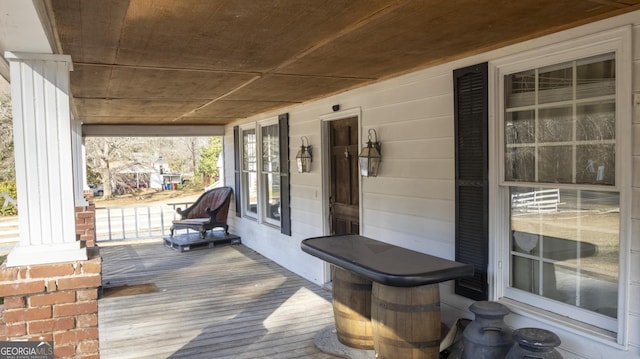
left=98, top=240, right=337, bottom=358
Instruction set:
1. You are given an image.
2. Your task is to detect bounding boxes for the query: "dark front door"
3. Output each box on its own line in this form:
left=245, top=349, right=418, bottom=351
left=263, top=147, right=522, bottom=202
left=329, top=116, right=360, bottom=235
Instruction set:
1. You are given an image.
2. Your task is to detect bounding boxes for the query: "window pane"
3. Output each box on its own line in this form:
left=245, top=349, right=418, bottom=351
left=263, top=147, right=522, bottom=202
left=538, top=61, right=573, bottom=104
left=510, top=187, right=619, bottom=318
left=242, top=128, right=258, bottom=218
left=537, top=145, right=572, bottom=183
left=511, top=257, right=566, bottom=302
left=243, top=129, right=256, bottom=172
left=538, top=107, right=572, bottom=142
left=505, top=147, right=535, bottom=182
left=576, top=102, right=615, bottom=141
left=263, top=173, right=281, bottom=221
left=506, top=70, right=535, bottom=107
left=262, top=124, right=279, bottom=173
left=504, top=54, right=616, bottom=186
left=576, top=54, right=615, bottom=99
left=242, top=171, right=257, bottom=217
left=576, top=144, right=615, bottom=185
left=506, top=110, right=535, bottom=144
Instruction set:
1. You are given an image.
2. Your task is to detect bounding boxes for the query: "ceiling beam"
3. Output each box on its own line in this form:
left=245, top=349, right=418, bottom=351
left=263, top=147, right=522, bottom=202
left=82, top=125, right=225, bottom=137
left=73, top=61, right=262, bottom=75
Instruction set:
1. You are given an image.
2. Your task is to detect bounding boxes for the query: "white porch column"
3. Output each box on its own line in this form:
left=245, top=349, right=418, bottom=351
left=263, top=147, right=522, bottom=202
left=5, top=51, right=87, bottom=267
left=71, top=119, right=88, bottom=205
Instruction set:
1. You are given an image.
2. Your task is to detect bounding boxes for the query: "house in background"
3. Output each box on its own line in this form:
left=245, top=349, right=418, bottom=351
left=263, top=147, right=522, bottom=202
left=114, top=162, right=153, bottom=191
left=1, top=2, right=639, bottom=358
left=150, top=156, right=182, bottom=190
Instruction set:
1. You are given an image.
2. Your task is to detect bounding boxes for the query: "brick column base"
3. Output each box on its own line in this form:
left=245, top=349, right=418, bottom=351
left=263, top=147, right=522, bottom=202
left=77, top=190, right=97, bottom=247
left=0, top=247, right=102, bottom=358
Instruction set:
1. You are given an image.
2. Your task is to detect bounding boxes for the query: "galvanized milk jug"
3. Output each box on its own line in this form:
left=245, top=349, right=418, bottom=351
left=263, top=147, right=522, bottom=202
left=505, top=327, right=562, bottom=359
left=462, top=301, right=513, bottom=359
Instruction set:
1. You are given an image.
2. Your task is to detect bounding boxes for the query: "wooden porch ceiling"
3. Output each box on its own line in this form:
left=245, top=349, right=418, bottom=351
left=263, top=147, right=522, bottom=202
left=49, top=0, right=640, bottom=126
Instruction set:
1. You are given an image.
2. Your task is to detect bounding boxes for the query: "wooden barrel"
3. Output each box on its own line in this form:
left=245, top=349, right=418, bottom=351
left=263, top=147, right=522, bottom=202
left=331, top=266, right=374, bottom=349
left=372, top=282, right=441, bottom=359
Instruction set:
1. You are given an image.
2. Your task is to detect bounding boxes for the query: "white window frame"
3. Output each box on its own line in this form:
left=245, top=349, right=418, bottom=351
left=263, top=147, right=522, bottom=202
left=239, top=118, right=281, bottom=228
left=490, top=26, right=632, bottom=346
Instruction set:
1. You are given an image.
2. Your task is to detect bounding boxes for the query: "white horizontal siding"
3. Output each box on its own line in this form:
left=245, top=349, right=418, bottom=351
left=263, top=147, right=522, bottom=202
left=379, top=115, right=454, bottom=141
left=363, top=208, right=454, bottom=244
left=365, top=177, right=454, bottom=200
left=355, top=71, right=451, bottom=109
left=222, top=9, right=640, bottom=358
left=377, top=158, right=454, bottom=179
left=363, top=95, right=453, bottom=127
left=363, top=192, right=453, bottom=223
left=382, top=137, right=453, bottom=160
left=362, top=220, right=455, bottom=260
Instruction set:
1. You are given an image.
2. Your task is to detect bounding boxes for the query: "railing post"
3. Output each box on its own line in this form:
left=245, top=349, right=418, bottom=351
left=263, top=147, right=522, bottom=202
left=121, top=208, right=125, bottom=239
left=160, top=207, right=166, bottom=236
left=147, top=206, right=152, bottom=237
left=134, top=206, right=139, bottom=238
left=107, top=207, right=113, bottom=241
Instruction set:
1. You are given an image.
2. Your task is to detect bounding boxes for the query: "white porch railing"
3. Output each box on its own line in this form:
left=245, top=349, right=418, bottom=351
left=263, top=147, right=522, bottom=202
left=96, top=202, right=193, bottom=242
left=0, top=192, right=18, bottom=209
left=511, top=188, right=561, bottom=215
left=0, top=216, right=19, bottom=245
left=0, top=202, right=197, bottom=246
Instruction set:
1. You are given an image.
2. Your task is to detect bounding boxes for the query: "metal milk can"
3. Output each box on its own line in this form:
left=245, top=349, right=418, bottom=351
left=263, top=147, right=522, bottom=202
left=462, top=301, right=513, bottom=359
left=505, top=327, right=563, bottom=359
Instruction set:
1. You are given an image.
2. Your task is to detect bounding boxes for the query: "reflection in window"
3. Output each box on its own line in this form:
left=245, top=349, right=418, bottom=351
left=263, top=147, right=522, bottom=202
left=240, top=122, right=282, bottom=227
left=261, top=124, right=281, bottom=224
left=504, top=53, right=616, bottom=186
left=503, top=51, right=620, bottom=330
left=510, top=188, right=619, bottom=318
left=242, top=129, right=257, bottom=217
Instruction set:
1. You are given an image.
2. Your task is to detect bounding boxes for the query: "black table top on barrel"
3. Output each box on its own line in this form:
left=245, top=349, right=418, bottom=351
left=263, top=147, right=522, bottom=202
left=301, top=234, right=474, bottom=287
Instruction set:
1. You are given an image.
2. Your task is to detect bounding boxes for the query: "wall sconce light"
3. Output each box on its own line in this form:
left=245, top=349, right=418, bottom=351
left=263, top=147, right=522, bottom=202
left=359, top=129, right=381, bottom=177
left=296, top=136, right=312, bottom=173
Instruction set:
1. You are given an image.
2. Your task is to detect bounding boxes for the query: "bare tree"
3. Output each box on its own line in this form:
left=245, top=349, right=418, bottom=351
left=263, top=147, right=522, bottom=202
left=85, top=137, right=139, bottom=199
left=186, top=137, right=199, bottom=174
left=85, top=136, right=213, bottom=197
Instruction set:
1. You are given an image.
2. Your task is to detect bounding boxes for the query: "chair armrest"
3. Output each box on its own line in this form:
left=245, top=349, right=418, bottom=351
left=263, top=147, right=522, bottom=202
left=176, top=207, right=189, bottom=220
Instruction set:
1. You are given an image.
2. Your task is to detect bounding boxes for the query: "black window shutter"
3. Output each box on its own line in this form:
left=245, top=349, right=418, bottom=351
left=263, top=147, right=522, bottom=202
left=279, top=113, right=292, bottom=235
left=454, top=62, right=489, bottom=301
left=233, top=125, right=241, bottom=217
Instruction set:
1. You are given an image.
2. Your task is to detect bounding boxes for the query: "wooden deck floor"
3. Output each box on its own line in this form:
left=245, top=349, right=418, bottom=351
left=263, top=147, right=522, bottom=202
left=98, top=240, right=338, bottom=359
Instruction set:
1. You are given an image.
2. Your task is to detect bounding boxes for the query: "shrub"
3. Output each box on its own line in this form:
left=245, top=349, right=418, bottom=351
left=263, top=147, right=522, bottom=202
left=0, top=181, right=17, bottom=216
